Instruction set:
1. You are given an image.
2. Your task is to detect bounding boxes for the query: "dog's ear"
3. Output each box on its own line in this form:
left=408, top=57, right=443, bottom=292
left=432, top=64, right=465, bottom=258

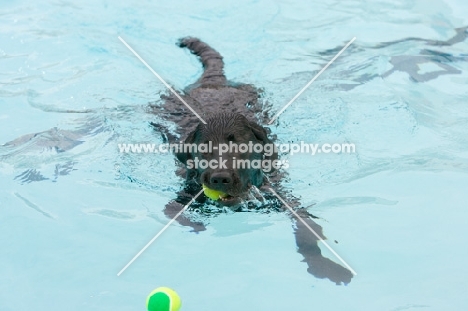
left=175, top=127, right=197, bottom=165
left=248, top=121, right=278, bottom=163
left=248, top=121, right=272, bottom=144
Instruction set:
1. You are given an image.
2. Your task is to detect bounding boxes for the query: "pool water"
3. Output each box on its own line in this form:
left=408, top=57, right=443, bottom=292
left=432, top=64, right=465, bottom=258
left=1, top=0, right=468, bottom=310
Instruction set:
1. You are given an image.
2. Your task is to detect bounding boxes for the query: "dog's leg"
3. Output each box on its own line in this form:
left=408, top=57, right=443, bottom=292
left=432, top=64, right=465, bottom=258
left=163, top=188, right=207, bottom=233
left=292, top=209, right=354, bottom=285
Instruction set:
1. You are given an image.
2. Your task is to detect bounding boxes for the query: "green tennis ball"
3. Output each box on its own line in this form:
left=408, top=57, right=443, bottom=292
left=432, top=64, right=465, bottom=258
left=202, top=184, right=227, bottom=200
left=146, top=287, right=181, bottom=311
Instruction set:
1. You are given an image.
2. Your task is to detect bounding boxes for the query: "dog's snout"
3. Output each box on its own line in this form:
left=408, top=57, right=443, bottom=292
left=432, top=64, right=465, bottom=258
left=210, top=171, right=232, bottom=185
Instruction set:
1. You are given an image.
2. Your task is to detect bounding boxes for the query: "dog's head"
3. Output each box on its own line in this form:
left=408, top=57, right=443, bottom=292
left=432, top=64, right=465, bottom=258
left=175, top=113, right=277, bottom=206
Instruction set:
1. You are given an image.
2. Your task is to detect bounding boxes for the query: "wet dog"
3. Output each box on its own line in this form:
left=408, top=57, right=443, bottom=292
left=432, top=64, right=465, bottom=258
left=150, top=37, right=354, bottom=285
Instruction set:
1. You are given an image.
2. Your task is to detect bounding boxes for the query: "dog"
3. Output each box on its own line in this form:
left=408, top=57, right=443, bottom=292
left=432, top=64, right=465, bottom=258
left=149, top=37, right=354, bottom=285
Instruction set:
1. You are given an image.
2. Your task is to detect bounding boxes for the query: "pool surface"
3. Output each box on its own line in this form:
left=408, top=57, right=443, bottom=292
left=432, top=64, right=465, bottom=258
left=1, top=0, right=468, bottom=310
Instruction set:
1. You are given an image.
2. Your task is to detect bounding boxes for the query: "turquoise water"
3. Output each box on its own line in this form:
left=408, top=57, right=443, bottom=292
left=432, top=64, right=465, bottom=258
left=1, top=0, right=468, bottom=310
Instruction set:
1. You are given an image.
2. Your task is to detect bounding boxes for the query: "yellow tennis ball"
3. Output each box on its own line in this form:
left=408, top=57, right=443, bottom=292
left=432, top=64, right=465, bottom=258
left=146, top=287, right=181, bottom=311
left=202, top=184, right=227, bottom=200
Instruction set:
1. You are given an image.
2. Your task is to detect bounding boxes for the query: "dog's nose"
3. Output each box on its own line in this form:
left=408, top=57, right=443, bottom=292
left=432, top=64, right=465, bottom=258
left=210, top=171, right=232, bottom=185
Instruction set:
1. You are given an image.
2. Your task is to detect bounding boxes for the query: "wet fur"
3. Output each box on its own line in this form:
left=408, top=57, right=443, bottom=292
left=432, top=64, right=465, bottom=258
left=150, top=37, right=354, bottom=285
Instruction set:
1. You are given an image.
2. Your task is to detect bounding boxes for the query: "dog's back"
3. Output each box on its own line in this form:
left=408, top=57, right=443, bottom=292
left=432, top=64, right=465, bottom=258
left=150, top=37, right=269, bottom=138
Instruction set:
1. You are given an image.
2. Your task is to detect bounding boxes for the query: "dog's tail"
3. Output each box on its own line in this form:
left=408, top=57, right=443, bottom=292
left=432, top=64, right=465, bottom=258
left=178, top=37, right=227, bottom=87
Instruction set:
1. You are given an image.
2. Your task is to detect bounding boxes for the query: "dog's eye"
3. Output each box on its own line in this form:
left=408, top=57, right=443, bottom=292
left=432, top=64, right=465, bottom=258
left=227, top=134, right=235, bottom=141
left=199, top=141, right=210, bottom=157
